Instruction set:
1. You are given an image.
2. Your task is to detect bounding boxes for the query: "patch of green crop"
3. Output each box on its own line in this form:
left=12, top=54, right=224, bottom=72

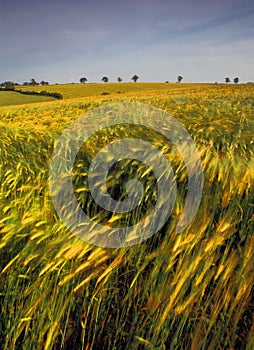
left=0, top=91, right=56, bottom=106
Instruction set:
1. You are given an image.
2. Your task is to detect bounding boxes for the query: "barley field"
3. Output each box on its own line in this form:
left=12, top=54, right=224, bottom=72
left=0, top=83, right=253, bottom=349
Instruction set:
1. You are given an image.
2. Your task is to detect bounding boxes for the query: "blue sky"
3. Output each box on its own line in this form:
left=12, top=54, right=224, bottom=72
left=1, top=0, right=253, bottom=83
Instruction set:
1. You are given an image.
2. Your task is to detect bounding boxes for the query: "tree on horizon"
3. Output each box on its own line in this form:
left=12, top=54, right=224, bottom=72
left=177, top=75, right=183, bottom=83
left=80, top=77, right=88, bottom=84
left=2, top=81, right=15, bottom=90
left=225, top=77, right=230, bottom=84
left=131, top=74, right=139, bottom=82
left=102, top=76, right=109, bottom=83
left=233, top=77, right=239, bottom=84
left=31, top=78, right=37, bottom=86
left=117, top=77, right=123, bottom=83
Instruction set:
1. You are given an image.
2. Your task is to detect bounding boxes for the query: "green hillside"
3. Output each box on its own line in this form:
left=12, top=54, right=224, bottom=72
left=0, top=91, right=56, bottom=106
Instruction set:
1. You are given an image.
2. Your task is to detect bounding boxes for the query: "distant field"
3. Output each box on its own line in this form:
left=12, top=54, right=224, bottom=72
left=0, top=91, right=56, bottom=106
left=19, top=82, right=210, bottom=99
left=1, top=84, right=251, bottom=131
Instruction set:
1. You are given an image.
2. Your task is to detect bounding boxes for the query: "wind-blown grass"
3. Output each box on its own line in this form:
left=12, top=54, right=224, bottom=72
left=0, top=84, right=253, bottom=349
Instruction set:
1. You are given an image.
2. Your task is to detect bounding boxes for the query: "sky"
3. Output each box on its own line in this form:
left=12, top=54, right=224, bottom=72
left=0, top=0, right=254, bottom=84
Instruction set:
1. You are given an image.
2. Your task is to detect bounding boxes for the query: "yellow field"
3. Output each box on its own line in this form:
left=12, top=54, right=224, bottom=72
left=1, top=83, right=251, bottom=131
left=19, top=81, right=211, bottom=99
left=0, top=83, right=253, bottom=350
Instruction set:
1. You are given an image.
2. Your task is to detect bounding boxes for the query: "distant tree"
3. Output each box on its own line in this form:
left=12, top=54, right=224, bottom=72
left=80, top=77, right=88, bottom=84
left=31, top=78, right=37, bottom=86
left=177, top=75, right=183, bottom=83
left=117, top=77, right=123, bottom=83
left=3, top=81, right=15, bottom=90
left=233, top=77, right=239, bottom=84
left=102, top=76, right=109, bottom=83
left=225, top=77, right=230, bottom=84
left=131, top=74, right=139, bottom=82
left=40, top=80, right=46, bottom=85
left=23, top=82, right=29, bottom=86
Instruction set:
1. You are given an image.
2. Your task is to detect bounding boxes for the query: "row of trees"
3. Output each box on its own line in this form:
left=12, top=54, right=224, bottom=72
left=1, top=76, right=241, bottom=89
left=0, top=79, right=49, bottom=89
left=80, top=75, right=140, bottom=84
left=1, top=76, right=141, bottom=88
left=225, top=77, right=239, bottom=84
left=24, top=79, right=49, bottom=86
left=2, top=75, right=180, bottom=87
left=80, top=75, right=186, bottom=84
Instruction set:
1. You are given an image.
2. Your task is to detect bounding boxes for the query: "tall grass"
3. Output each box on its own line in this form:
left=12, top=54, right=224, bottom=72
left=0, top=85, right=253, bottom=349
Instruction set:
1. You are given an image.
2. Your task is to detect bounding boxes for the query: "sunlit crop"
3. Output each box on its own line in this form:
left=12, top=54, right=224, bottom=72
left=0, top=84, right=253, bottom=349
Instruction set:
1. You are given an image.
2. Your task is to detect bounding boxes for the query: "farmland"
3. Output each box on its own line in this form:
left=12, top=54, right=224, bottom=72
left=0, top=90, right=56, bottom=107
left=0, top=83, right=254, bottom=349
left=19, top=81, right=210, bottom=99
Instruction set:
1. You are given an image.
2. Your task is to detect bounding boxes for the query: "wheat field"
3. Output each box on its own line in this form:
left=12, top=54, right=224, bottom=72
left=0, top=84, right=253, bottom=349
